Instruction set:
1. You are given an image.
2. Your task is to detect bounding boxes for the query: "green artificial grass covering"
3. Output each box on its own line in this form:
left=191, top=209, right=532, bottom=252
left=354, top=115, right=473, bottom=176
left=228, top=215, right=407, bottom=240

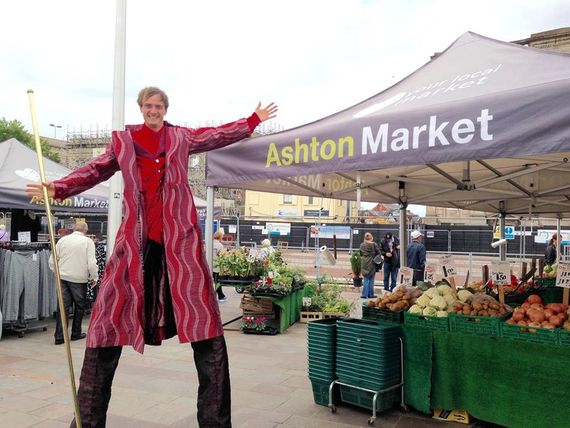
left=430, top=331, right=570, bottom=428
left=403, top=327, right=433, bottom=414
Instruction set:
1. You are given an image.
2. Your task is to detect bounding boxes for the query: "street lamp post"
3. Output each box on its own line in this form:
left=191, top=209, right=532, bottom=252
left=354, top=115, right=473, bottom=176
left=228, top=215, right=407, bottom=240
left=49, top=123, right=62, bottom=139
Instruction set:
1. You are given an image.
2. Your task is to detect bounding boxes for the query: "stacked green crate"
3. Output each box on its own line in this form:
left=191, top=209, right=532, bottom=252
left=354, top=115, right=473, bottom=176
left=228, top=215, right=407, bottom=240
left=307, top=317, right=339, bottom=406
left=336, top=318, right=401, bottom=411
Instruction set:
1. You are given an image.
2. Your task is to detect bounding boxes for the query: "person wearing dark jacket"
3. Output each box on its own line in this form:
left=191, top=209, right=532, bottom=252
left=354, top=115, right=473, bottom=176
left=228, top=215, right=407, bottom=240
left=380, top=232, right=399, bottom=292
left=545, top=233, right=558, bottom=265
left=407, top=230, right=426, bottom=286
left=359, top=232, right=381, bottom=299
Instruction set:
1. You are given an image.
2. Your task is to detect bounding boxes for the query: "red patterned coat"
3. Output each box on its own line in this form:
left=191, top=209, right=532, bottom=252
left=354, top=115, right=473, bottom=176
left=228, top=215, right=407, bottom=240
left=53, top=119, right=253, bottom=353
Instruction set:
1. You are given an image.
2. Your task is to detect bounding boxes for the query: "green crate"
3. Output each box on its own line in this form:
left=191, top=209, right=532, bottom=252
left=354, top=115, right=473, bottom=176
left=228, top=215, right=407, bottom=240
left=308, top=366, right=336, bottom=382
left=336, top=368, right=400, bottom=385
left=404, top=311, right=450, bottom=331
left=335, top=354, right=400, bottom=371
left=307, top=317, right=338, bottom=331
left=308, top=355, right=335, bottom=369
left=362, top=304, right=404, bottom=323
left=336, top=335, right=400, bottom=353
left=500, top=322, right=560, bottom=345
left=535, top=276, right=556, bottom=287
left=311, top=379, right=340, bottom=406
left=307, top=343, right=336, bottom=357
left=339, top=385, right=399, bottom=412
left=338, top=318, right=402, bottom=334
left=448, top=313, right=507, bottom=337
left=559, top=329, right=570, bottom=347
left=337, top=374, right=401, bottom=391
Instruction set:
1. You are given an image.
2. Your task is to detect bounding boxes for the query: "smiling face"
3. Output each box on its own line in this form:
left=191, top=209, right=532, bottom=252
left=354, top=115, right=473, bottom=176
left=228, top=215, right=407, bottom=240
left=140, top=94, right=167, bottom=131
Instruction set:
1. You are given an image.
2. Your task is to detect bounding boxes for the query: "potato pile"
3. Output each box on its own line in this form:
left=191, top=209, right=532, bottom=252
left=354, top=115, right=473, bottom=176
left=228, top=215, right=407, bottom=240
left=447, top=298, right=510, bottom=317
left=367, top=287, right=421, bottom=312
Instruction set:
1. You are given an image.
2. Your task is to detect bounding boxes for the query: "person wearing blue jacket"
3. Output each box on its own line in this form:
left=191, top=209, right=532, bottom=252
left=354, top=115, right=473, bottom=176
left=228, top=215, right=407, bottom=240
left=407, top=230, right=426, bottom=286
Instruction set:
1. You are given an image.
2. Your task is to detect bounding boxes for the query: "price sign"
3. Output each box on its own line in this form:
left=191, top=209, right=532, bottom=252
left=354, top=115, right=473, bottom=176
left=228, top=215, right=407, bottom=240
left=490, top=262, right=510, bottom=286
left=399, top=267, right=413, bottom=287
left=302, top=297, right=312, bottom=306
left=424, top=264, right=436, bottom=283
left=556, top=262, right=570, bottom=288
left=440, top=255, right=457, bottom=278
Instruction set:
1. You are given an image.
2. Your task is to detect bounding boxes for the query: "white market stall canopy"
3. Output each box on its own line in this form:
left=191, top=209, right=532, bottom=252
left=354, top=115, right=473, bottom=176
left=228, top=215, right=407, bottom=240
left=0, top=138, right=214, bottom=216
left=0, top=138, right=110, bottom=213
left=206, top=32, right=570, bottom=217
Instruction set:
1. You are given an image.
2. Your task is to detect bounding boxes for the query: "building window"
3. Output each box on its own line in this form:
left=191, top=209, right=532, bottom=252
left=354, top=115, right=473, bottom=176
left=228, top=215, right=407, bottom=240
left=283, top=194, right=293, bottom=204
left=307, top=196, right=314, bottom=204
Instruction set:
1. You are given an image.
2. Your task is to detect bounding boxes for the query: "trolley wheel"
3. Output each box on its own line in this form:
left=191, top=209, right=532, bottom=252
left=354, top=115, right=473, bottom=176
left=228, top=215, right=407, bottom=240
left=368, top=416, right=375, bottom=425
left=401, top=404, right=409, bottom=412
left=236, top=287, right=245, bottom=294
left=330, top=405, right=337, bottom=414
left=43, top=327, right=47, bottom=331
left=18, top=332, right=25, bottom=338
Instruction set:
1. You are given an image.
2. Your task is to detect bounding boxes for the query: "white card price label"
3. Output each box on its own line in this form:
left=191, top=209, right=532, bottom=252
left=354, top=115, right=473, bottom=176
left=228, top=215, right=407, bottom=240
left=490, top=262, right=510, bottom=286
left=399, top=267, right=413, bottom=286
left=440, top=255, right=457, bottom=278
left=556, top=262, right=570, bottom=288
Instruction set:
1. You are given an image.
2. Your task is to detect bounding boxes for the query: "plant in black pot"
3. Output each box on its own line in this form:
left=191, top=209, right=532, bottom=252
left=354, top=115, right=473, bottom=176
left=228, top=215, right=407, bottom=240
left=350, top=250, right=363, bottom=288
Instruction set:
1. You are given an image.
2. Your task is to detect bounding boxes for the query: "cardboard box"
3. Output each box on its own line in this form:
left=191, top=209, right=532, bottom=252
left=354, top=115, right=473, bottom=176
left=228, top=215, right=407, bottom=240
left=433, top=408, right=470, bottom=424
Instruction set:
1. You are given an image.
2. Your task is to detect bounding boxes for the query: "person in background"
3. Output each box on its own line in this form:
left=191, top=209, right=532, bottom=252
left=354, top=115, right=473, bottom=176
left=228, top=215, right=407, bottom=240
left=380, top=232, right=400, bottom=292
left=545, top=233, right=559, bottom=265
left=359, top=232, right=381, bottom=299
left=407, top=230, right=426, bottom=286
left=0, top=224, right=9, bottom=242
left=49, top=221, right=98, bottom=345
left=212, top=230, right=227, bottom=302
left=26, top=86, right=277, bottom=428
left=259, top=238, right=276, bottom=259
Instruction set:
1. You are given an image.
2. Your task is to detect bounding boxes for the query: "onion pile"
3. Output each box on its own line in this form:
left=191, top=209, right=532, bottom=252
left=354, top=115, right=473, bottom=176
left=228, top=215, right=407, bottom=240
left=505, top=295, right=569, bottom=330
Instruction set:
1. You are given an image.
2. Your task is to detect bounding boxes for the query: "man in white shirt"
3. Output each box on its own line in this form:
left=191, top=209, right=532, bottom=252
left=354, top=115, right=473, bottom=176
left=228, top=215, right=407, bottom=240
left=49, top=221, right=98, bottom=345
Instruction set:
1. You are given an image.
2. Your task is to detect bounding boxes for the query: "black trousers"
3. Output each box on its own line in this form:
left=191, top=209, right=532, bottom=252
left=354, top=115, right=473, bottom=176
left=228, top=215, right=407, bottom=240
left=71, top=336, right=231, bottom=428
left=55, top=280, right=87, bottom=341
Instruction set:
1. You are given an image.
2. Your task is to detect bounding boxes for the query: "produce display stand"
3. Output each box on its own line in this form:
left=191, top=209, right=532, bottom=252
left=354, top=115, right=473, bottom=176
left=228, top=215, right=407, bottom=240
left=239, top=288, right=307, bottom=333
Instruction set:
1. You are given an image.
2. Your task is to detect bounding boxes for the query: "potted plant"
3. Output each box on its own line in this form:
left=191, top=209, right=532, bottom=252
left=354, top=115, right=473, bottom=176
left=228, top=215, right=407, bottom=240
left=240, top=315, right=279, bottom=335
left=350, top=250, right=363, bottom=288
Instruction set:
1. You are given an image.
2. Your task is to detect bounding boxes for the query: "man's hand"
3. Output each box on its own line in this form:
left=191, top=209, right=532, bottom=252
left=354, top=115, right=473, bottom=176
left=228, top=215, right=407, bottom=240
left=26, top=181, right=55, bottom=198
left=255, top=102, right=278, bottom=122
left=386, top=252, right=392, bottom=257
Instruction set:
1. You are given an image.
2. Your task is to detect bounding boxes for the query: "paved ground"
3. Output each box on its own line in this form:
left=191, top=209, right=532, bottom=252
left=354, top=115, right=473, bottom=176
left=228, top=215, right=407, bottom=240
left=0, top=287, right=496, bottom=428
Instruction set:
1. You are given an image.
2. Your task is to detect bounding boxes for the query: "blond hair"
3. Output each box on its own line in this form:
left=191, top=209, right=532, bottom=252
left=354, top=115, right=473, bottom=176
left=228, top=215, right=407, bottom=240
left=137, top=86, right=169, bottom=110
left=364, top=232, right=373, bottom=241
left=213, top=230, right=224, bottom=240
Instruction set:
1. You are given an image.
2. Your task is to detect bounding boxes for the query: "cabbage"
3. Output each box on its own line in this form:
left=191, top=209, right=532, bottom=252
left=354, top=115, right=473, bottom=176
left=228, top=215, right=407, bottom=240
left=443, top=294, right=457, bottom=306
left=416, top=294, right=431, bottom=308
left=457, top=289, right=473, bottom=303
left=430, top=295, right=447, bottom=310
left=436, top=311, right=448, bottom=318
left=424, top=287, right=440, bottom=299
left=422, top=306, right=437, bottom=316
left=408, top=304, right=423, bottom=314
left=437, top=284, right=452, bottom=296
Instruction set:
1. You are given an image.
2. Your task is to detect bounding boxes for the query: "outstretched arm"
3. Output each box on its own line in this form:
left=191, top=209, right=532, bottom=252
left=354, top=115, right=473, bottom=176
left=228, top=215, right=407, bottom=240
left=254, top=102, right=278, bottom=122
left=186, top=101, right=278, bottom=154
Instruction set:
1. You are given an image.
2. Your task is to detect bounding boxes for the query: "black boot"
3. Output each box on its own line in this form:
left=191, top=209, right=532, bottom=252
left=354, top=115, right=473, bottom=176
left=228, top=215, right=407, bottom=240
left=70, top=346, right=122, bottom=428
left=191, top=336, right=231, bottom=427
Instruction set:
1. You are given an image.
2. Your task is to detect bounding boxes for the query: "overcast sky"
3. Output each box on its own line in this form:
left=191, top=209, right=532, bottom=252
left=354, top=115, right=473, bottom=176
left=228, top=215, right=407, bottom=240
left=2, top=1, right=570, bottom=214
